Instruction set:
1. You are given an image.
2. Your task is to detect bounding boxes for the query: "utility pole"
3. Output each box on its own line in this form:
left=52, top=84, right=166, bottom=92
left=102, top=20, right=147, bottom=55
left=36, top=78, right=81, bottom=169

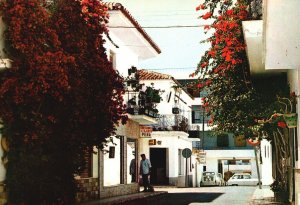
left=254, top=145, right=262, bottom=189
left=202, top=108, right=205, bottom=149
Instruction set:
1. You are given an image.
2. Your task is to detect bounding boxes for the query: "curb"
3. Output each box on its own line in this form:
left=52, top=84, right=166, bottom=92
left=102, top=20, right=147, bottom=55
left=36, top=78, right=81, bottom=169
left=83, top=191, right=168, bottom=205
left=109, top=191, right=167, bottom=205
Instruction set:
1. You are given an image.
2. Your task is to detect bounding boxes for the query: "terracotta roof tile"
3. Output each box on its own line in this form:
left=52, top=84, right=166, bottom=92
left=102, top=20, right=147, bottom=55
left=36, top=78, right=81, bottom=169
left=138, top=69, right=173, bottom=80
left=104, top=2, right=161, bottom=54
left=138, top=69, right=194, bottom=99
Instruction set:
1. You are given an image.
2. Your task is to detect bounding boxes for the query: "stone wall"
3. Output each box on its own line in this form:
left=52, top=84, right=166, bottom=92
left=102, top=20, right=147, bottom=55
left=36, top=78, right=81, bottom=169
left=100, top=183, right=139, bottom=199
left=76, top=178, right=99, bottom=203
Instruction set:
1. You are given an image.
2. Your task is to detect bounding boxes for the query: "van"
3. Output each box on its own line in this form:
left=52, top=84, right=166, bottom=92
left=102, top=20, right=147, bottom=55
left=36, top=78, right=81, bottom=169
left=200, top=172, right=224, bottom=186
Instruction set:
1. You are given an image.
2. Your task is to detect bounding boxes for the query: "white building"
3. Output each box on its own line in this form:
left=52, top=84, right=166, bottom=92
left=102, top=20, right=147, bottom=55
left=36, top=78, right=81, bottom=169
left=242, top=0, right=300, bottom=204
left=136, top=69, right=199, bottom=187
left=75, top=2, right=162, bottom=203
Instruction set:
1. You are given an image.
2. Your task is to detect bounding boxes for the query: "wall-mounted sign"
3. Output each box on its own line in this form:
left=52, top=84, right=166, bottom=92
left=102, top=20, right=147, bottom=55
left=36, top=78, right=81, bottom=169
left=140, top=125, right=152, bottom=138
left=149, top=139, right=156, bottom=145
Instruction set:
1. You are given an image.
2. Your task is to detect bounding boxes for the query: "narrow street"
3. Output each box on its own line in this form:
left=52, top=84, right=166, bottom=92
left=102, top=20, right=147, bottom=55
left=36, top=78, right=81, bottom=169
left=121, top=186, right=256, bottom=205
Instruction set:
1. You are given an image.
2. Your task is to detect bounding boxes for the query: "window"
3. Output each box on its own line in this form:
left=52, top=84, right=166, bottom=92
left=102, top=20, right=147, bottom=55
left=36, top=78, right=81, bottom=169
left=192, top=105, right=209, bottom=124
left=217, top=134, right=229, bottom=147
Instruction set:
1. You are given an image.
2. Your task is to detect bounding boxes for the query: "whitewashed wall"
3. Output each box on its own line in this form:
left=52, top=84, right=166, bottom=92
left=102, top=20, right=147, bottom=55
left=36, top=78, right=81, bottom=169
left=139, top=131, right=195, bottom=179
left=260, top=139, right=273, bottom=185
left=103, top=137, right=121, bottom=186
left=264, top=0, right=300, bottom=70
left=140, top=79, right=193, bottom=121
left=205, top=149, right=258, bottom=178
left=104, top=33, right=139, bottom=78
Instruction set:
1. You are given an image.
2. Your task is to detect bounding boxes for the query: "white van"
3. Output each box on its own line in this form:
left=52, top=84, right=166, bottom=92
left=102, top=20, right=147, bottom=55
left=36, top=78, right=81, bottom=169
left=200, top=172, right=224, bottom=186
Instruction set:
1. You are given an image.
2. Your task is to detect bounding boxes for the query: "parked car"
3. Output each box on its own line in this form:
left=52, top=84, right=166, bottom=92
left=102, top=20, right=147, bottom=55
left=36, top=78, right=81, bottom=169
left=200, top=172, right=225, bottom=186
left=227, top=173, right=259, bottom=186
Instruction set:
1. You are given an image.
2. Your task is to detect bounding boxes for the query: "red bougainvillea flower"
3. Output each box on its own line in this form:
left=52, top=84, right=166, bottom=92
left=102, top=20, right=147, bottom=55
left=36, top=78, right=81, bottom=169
left=202, top=12, right=212, bottom=20
left=205, top=80, right=212, bottom=86
left=290, top=92, right=296, bottom=97
left=226, top=10, right=234, bottom=15
left=201, top=62, right=208, bottom=68
left=277, top=121, right=287, bottom=128
left=196, top=4, right=205, bottom=11
left=189, top=73, right=195, bottom=77
left=204, top=25, right=210, bottom=30
left=197, top=83, right=204, bottom=88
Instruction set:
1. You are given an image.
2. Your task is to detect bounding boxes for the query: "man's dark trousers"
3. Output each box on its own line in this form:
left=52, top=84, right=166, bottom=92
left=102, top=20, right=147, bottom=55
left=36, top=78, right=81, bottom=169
left=142, top=174, right=150, bottom=190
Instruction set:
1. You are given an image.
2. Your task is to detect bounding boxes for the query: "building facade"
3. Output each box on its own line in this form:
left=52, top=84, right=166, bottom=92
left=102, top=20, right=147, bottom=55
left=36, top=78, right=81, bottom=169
left=137, top=70, right=199, bottom=187
left=242, top=0, right=300, bottom=204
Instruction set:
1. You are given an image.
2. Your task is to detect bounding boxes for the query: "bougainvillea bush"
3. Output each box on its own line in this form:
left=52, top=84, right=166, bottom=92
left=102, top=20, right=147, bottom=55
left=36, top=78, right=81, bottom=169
left=194, top=0, right=291, bottom=193
left=0, top=0, right=127, bottom=204
left=193, top=0, right=290, bottom=136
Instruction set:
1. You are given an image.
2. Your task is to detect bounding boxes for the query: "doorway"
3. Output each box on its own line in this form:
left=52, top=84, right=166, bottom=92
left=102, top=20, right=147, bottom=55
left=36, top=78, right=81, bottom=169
left=150, top=148, right=168, bottom=185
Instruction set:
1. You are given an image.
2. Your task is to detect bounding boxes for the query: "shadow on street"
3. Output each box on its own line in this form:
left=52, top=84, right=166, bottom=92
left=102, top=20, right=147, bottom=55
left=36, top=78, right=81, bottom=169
left=116, top=192, right=224, bottom=205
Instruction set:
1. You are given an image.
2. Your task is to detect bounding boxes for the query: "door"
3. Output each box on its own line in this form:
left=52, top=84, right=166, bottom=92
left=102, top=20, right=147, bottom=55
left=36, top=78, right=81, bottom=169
left=150, top=148, right=168, bottom=185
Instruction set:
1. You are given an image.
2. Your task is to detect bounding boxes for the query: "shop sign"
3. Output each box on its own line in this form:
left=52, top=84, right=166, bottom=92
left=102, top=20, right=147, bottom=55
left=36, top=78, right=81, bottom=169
left=140, top=125, right=152, bottom=138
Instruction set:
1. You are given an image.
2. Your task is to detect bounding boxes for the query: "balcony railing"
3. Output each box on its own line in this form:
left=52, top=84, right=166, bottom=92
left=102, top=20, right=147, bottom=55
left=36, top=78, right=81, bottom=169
left=153, top=114, right=189, bottom=132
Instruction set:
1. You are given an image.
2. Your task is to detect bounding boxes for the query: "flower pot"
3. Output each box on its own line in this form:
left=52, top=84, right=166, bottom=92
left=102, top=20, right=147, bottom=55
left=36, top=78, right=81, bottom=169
left=172, top=107, right=180, bottom=114
left=283, top=113, right=297, bottom=128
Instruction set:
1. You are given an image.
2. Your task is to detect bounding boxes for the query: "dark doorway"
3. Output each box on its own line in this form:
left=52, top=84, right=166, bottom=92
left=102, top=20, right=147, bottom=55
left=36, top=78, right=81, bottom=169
left=150, top=148, right=168, bottom=185
left=218, top=160, right=223, bottom=174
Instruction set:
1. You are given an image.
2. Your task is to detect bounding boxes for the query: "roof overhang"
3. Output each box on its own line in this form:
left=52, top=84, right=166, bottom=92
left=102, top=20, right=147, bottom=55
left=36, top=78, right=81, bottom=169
left=127, top=114, right=157, bottom=125
left=108, top=10, right=160, bottom=60
left=242, top=20, right=266, bottom=74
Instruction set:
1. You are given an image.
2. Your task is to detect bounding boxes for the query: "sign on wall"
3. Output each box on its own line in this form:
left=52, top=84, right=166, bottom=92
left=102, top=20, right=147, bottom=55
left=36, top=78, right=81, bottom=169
left=140, top=125, right=152, bottom=138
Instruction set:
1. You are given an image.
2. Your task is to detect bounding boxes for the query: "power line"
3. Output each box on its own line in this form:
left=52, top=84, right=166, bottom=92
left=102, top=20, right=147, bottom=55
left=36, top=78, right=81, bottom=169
left=108, top=25, right=207, bottom=29
left=146, top=66, right=196, bottom=70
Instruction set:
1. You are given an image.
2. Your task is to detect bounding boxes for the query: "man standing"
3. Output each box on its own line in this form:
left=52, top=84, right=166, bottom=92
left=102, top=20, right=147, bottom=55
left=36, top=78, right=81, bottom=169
left=139, top=154, right=153, bottom=192
left=129, top=157, right=136, bottom=182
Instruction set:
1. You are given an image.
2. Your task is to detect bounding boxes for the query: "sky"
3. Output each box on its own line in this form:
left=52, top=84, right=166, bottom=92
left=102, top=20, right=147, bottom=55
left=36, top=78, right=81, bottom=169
left=105, top=0, right=210, bottom=79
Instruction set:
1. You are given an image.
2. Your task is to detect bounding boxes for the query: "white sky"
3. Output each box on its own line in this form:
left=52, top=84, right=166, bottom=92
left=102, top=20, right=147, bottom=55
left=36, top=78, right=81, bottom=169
left=105, top=0, right=210, bottom=79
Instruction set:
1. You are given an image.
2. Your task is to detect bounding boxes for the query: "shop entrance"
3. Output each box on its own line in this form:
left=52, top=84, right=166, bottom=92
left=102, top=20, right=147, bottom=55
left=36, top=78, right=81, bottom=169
left=150, top=148, right=168, bottom=185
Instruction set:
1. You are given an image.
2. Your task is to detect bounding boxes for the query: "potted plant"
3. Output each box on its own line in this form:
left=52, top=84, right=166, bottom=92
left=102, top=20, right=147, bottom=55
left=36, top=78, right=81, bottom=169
left=283, top=113, right=297, bottom=128
left=145, top=85, right=162, bottom=104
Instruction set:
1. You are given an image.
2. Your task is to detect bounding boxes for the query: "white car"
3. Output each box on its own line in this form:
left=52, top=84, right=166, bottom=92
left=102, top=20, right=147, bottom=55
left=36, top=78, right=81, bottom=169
left=227, top=173, right=259, bottom=186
